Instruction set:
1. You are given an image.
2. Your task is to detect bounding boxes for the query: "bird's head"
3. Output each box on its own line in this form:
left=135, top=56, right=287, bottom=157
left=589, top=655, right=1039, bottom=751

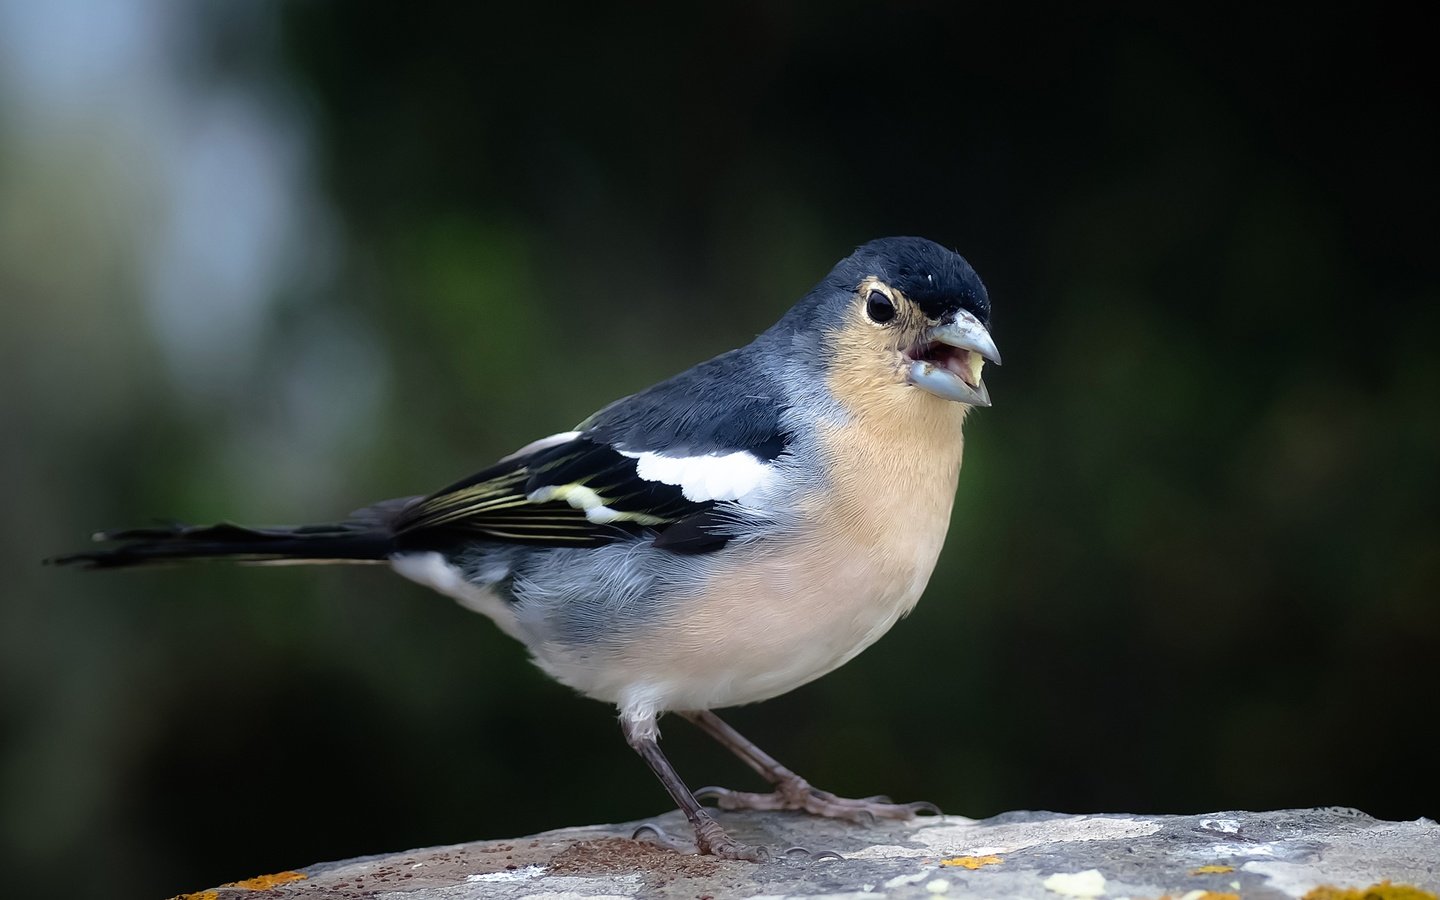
left=780, top=236, right=1000, bottom=409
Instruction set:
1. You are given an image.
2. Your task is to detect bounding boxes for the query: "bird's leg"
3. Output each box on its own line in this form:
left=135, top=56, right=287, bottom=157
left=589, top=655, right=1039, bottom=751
left=681, top=710, right=941, bottom=824
left=622, top=716, right=768, bottom=861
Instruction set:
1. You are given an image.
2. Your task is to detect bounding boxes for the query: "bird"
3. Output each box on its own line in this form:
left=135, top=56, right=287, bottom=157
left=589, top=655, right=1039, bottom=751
left=52, top=235, right=1000, bottom=861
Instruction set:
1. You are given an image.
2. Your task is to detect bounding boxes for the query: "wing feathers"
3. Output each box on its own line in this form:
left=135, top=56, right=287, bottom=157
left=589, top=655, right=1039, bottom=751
left=393, top=417, right=780, bottom=555
left=393, top=436, right=716, bottom=549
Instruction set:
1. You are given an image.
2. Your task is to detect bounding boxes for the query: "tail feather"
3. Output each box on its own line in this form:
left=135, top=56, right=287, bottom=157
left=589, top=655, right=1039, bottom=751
left=48, top=521, right=396, bottom=570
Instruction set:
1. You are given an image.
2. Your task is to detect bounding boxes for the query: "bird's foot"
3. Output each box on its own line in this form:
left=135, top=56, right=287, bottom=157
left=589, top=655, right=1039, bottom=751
left=635, top=817, right=843, bottom=861
left=691, top=813, right=770, bottom=861
left=633, top=814, right=770, bottom=861
left=633, top=812, right=840, bottom=858
left=696, top=779, right=940, bottom=825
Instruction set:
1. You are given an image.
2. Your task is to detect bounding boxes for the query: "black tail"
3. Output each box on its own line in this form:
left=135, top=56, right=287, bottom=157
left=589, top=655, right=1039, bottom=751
left=48, top=521, right=397, bottom=570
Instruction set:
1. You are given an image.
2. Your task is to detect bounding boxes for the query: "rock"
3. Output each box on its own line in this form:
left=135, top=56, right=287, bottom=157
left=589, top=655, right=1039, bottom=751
left=175, top=808, right=1438, bottom=899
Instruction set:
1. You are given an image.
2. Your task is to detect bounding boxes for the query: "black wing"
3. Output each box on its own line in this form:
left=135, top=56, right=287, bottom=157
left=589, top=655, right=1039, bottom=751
left=390, top=436, right=715, bottom=551
left=395, top=344, right=791, bottom=554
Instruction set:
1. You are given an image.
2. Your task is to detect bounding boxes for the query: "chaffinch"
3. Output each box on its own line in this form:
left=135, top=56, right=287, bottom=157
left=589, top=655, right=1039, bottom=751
left=55, top=235, right=1000, bottom=861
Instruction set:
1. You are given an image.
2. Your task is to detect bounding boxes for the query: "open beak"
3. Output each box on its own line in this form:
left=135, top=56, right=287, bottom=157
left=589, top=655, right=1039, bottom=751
left=905, top=309, right=1001, bottom=407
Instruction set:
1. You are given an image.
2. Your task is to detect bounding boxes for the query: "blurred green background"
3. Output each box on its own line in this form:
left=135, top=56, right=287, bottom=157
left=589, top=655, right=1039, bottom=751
left=3, top=3, right=1436, bottom=898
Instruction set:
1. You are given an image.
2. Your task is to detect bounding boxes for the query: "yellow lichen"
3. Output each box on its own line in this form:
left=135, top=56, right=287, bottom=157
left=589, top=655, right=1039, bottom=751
left=223, top=871, right=308, bottom=890
left=941, top=854, right=1003, bottom=869
left=1302, top=882, right=1438, bottom=900
left=1191, top=865, right=1237, bottom=875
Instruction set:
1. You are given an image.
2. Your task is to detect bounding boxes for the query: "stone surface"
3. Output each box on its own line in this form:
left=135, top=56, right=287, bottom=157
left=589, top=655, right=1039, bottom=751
left=177, top=808, right=1439, bottom=899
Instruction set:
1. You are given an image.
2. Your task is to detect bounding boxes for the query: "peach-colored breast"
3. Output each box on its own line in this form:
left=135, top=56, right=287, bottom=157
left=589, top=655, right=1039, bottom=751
left=543, top=376, right=970, bottom=721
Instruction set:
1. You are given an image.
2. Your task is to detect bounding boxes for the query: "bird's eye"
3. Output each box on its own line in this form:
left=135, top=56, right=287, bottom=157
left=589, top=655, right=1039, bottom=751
left=866, top=290, right=896, bottom=324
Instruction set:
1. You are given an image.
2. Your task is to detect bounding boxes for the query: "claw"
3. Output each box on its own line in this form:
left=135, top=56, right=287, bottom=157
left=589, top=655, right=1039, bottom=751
left=631, top=822, right=684, bottom=850
left=783, top=846, right=844, bottom=862
left=909, top=801, right=943, bottom=816
left=694, top=785, right=726, bottom=802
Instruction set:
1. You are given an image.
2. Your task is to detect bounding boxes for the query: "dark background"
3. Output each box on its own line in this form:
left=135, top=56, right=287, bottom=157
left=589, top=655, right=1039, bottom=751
left=3, top=4, right=1436, bottom=898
